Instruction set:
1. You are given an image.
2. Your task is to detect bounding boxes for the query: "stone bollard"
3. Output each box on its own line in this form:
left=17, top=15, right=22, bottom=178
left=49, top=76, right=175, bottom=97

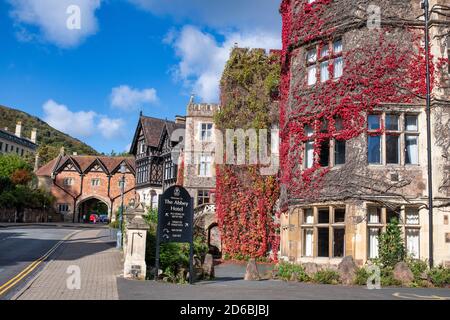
left=123, top=203, right=149, bottom=281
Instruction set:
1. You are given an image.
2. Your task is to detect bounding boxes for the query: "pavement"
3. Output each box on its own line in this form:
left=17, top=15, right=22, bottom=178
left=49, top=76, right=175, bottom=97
left=117, top=261, right=450, bottom=300
left=0, top=226, right=122, bottom=300
left=1, top=224, right=449, bottom=300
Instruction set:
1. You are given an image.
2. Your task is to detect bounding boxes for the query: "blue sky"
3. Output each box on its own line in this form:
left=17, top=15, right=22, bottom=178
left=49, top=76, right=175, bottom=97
left=0, top=0, right=281, bottom=154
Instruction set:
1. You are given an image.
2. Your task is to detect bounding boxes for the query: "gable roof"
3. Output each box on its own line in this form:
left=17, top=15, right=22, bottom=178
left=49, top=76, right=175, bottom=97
left=36, top=155, right=135, bottom=177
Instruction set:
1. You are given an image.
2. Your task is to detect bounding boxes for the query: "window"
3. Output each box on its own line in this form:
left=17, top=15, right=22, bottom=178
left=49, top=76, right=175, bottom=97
left=63, top=178, right=74, bottom=186
left=405, top=115, right=419, bottom=165
left=139, top=141, right=146, bottom=155
left=197, top=190, right=210, bottom=206
left=306, top=39, right=343, bottom=85
left=304, top=125, right=315, bottom=168
left=367, top=205, right=420, bottom=259
left=0, top=142, right=3, bottom=152
left=118, top=180, right=126, bottom=189
left=58, top=203, right=69, bottom=213
left=5, top=144, right=9, bottom=153
left=334, top=140, right=346, bottom=165
left=300, top=207, right=346, bottom=258
left=368, top=113, right=419, bottom=166
left=21, top=149, right=24, bottom=156
left=200, top=123, right=213, bottom=141
left=91, top=179, right=100, bottom=186
left=164, top=160, right=174, bottom=180
left=198, top=154, right=212, bottom=177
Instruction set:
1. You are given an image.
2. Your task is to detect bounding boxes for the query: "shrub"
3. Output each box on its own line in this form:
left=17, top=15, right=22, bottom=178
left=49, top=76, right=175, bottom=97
left=428, top=266, right=450, bottom=287
left=354, top=267, right=370, bottom=286
left=313, top=269, right=340, bottom=285
left=379, top=266, right=402, bottom=287
left=378, top=217, right=406, bottom=268
left=406, top=257, right=429, bottom=286
left=277, top=262, right=310, bottom=282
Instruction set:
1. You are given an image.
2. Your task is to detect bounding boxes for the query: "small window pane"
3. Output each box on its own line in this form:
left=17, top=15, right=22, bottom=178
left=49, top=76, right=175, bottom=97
left=334, top=208, right=345, bottom=223
left=334, top=56, right=343, bottom=78
left=320, top=61, right=329, bottom=82
left=368, top=135, right=381, bottom=164
left=405, top=115, right=418, bottom=131
left=334, top=140, right=346, bottom=165
left=386, top=135, right=400, bottom=164
left=385, top=115, right=399, bottom=131
left=369, top=228, right=380, bottom=259
left=318, top=208, right=330, bottom=224
left=320, top=45, right=329, bottom=58
left=406, top=229, right=420, bottom=258
left=307, top=65, right=317, bottom=85
left=333, top=228, right=345, bottom=257
left=368, top=115, right=381, bottom=130
left=406, top=208, right=419, bottom=225
left=368, top=207, right=381, bottom=224
left=305, top=141, right=314, bottom=168
left=303, top=229, right=314, bottom=257
left=319, top=139, right=330, bottom=167
left=333, top=40, right=343, bottom=54
left=304, top=208, right=314, bottom=224
left=307, top=48, right=317, bottom=63
left=405, top=135, right=418, bottom=165
left=318, top=228, right=330, bottom=257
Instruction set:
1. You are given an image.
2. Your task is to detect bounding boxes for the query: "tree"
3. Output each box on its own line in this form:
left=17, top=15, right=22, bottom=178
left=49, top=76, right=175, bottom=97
left=0, top=154, right=32, bottom=179
left=11, top=169, right=33, bottom=185
left=378, top=217, right=406, bottom=267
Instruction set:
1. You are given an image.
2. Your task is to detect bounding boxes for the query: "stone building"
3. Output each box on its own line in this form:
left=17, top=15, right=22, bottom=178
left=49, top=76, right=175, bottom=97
left=182, top=98, right=221, bottom=254
left=36, top=152, right=135, bottom=223
left=279, top=0, right=450, bottom=266
left=129, top=113, right=185, bottom=209
left=0, top=121, right=37, bottom=157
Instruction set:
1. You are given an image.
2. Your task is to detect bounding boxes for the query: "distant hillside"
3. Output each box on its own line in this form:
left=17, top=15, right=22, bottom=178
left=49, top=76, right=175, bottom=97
left=0, top=104, right=98, bottom=165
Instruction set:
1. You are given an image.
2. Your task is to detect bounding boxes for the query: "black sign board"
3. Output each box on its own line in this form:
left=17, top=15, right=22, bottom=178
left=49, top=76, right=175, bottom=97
left=155, top=185, right=194, bottom=283
left=158, top=186, right=193, bottom=243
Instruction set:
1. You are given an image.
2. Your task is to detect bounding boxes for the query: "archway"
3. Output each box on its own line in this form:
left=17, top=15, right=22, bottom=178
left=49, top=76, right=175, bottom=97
left=207, top=223, right=222, bottom=258
left=77, top=197, right=110, bottom=223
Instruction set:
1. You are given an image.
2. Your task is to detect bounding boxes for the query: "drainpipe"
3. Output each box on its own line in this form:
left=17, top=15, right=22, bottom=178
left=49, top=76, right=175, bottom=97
left=422, top=0, right=434, bottom=268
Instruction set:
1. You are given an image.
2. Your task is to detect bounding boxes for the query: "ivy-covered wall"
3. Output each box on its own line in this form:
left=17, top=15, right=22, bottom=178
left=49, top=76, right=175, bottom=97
left=215, top=48, right=281, bottom=261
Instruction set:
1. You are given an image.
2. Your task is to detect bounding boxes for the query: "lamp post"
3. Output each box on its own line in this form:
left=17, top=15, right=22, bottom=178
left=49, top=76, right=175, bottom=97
left=117, top=162, right=127, bottom=249
left=422, top=0, right=434, bottom=268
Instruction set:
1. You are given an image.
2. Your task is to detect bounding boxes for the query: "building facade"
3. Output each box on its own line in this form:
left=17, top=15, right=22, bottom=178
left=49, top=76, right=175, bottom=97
left=279, top=0, right=450, bottom=266
left=129, top=114, right=185, bottom=209
left=0, top=121, right=37, bottom=157
left=36, top=152, right=135, bottom=223
left=183, top=99, right=221, bottom=253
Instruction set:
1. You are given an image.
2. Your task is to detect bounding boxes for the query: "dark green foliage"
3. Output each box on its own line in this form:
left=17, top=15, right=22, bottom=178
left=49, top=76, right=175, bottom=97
left=216, top=48, right=280, bottom=131
left=277, top=262, right=310, bottom=282
left=0, top=105, right=98, bottom=165
left=354, top=267, right=370, bottom=286
left=378, top=217, right=406, bottom=268
left=144, top=208, right=209, bottom=283
left=428, top=265, right=450, bottom=287
left=313, top=269, right=340, bottom=285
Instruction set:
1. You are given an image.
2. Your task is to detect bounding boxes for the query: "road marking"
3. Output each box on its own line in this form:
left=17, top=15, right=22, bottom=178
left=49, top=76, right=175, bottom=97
left=0, top=231, right=77, bottom=297
left=393, top=292, right=450, bottom=300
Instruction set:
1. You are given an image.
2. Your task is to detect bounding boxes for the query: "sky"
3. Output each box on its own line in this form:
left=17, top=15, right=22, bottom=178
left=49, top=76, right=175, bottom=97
left=0, top=0, right=282, bottom=154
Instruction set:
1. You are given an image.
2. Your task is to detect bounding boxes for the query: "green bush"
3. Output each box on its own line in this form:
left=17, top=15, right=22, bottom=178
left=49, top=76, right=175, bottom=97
left=406, top=257, right=429, bottom=286
left=144, top=208, right=209, bottom=283
left=277, top=262, right=310, bottom=282
left=313, top=269, right=340, bottom=285
left=354, top=267, right=370, bottom=286
left=378, top=217, right=406, bottom=268
left=428, top=265, right=450, bottom=287
left=379, top=266, right=402, bottom=287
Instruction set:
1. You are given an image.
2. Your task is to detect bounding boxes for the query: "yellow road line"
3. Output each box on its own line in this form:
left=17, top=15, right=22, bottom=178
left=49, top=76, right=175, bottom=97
left=0, top=231, right=76, bottom=297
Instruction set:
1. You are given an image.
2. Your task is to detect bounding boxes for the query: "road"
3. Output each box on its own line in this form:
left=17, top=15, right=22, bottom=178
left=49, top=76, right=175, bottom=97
left=0, top=226, right=77, bottom=300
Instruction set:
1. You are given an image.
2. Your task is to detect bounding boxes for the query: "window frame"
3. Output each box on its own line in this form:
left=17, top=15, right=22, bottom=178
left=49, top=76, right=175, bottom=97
left=306, top=39, right=344, bottom=86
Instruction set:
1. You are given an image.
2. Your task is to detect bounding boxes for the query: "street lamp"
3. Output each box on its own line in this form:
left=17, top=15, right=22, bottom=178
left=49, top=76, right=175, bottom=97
left=421, top=0, right=434, bottom=268
left=117, top=162, right=127, bottom=249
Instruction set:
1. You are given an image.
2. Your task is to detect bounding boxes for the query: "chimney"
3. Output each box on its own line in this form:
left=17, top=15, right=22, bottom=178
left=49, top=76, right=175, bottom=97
left=73, top=152, right=78, bottom=156
left=175, top=115, right=186, bottom=124
left=4, top=127, right=8, bottom=131
left=59, top=147, right=65, bottom=156
left=30, top=128, right=37, bottom=144
left=15, top=121, right=22, bottom=138
left=34, top=153, right=40, bottom=173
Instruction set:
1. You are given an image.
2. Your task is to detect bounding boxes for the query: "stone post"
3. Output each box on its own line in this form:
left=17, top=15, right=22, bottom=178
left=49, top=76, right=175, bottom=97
left=123, top=203, right=149, bottom=280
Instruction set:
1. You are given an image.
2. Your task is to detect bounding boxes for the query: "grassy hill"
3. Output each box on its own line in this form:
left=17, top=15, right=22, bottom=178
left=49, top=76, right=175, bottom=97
left=0, top=104, right=98, bottom=164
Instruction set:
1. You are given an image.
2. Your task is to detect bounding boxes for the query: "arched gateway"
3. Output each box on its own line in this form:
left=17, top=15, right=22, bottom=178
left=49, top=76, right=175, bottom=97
left=36, top=153, right=136, bottom=223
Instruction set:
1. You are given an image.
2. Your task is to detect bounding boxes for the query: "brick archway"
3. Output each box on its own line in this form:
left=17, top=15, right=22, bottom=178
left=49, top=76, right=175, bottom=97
left=76, top=196, right=111, bottom=223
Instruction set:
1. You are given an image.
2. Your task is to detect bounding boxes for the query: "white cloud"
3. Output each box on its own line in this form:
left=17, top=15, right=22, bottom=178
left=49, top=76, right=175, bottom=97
left=167, top=26, right=280, bottom=102
left=42, top=99, right=125, bottom=140
left=7, top=0, right=102, bottom=48
left=110, top=85, right=158, bottom=110
left=98, top=117, right=125, bottom=139
left=128, top=0, right=281, bottom=34
left=43, top=99, right=97, bottom=137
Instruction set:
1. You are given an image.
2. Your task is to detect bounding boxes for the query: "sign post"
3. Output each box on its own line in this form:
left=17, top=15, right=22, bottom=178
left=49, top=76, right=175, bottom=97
left=155, top=186, right=195, bottom=284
